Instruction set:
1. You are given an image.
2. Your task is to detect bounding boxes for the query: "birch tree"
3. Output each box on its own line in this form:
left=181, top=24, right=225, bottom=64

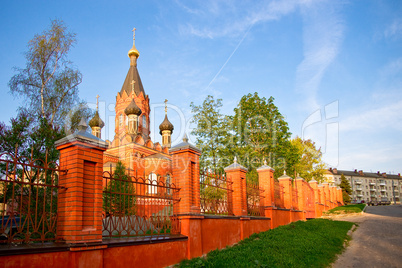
left=8, top=19, right=83, bottom=128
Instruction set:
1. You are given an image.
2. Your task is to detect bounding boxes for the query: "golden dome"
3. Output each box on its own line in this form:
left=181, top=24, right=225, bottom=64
left=128, top=44, right=140, bottom=58
left=128, top=27, right=140, bottom=58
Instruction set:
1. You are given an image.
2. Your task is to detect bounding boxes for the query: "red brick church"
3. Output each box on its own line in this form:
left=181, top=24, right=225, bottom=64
left=88, top=29, right=174, bottom=180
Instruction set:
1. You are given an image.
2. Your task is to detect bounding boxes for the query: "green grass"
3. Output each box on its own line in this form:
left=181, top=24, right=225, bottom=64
left=176, top=219, right=354, bottom=268
left=325, top=204, right=366, bottom=215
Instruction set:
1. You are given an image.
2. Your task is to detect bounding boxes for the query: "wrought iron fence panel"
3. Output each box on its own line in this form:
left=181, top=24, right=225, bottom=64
left=246, top=181, right=265, bottom=216
left=0, top=152, right=65, bottom=244
left=200, top=171, right=233, bottom=216
left=274, top=181, right=285, bottom=208
left=102, top=172, right=181, bottom=239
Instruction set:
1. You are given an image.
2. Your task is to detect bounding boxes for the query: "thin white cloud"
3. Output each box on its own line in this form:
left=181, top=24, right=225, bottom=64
left=177, top=0, right=300, bottom=39
left=379, top=57, right=402, bottom=79
left=338, top=143, right=402, bottom=173
left=384, top=18, right=402, bottom=39
left=246, top=0, right=300, bottom=25
left=295, top=0, right=345, bottom=110
left=173, top=0, right=203, bottom=15
left=341, top=58, right=402, bottom=133
left=340, top=100, right=402, bottom=133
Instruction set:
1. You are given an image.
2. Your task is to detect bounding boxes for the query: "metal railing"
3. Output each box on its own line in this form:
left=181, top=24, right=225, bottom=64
left=0, top=152, right=65, bottom=244
left=274, top=181, right=285, bottom=208
left=102, top=172, right=180, bottom=239
left=200, top=171, right=233, bottom=216
left=246, top=181, right=265, bottom=216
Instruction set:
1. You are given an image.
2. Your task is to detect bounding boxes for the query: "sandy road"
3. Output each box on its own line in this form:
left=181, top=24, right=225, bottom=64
left=332, top=205, right=402, bottom=268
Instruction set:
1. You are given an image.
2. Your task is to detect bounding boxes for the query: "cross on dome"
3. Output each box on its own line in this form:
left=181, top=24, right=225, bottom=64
left=130, top=80, right=136, bottom=91
left=128, top=27, right=140, bottom=60
left=96, top=94, right=99, bottom=111
left=132, top=28, right=136, bottom=44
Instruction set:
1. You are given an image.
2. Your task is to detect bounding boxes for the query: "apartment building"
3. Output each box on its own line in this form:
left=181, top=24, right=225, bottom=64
left=324, top=168, right=401, bottom=204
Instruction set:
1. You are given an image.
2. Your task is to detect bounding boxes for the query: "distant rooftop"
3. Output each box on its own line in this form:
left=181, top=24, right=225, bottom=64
left=328, top=168, right=401, bottom=179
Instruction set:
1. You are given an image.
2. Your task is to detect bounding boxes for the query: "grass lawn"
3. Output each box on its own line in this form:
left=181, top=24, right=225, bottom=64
left=325, top=204, right=366, bottom=215
left=176, top=219, right=354, bottom=268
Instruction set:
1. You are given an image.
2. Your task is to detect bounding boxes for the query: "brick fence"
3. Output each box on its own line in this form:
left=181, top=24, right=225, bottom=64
left=0, top=127, right=343, bottom=268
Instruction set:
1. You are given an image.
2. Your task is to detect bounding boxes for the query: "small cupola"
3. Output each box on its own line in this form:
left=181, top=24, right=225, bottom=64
left=159, top=99, right=174, bottom=147
left=89, top=95, right=104, bottom=139
left=124, top=97, right=142, bottom=116
left=125, top=90, right=141, bottom=135
left=159, top=115, right=174, bottom=134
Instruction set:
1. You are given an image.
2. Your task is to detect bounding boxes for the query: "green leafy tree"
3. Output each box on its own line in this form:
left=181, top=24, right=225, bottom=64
left=64, top=102, right=94, bottom=134
left=8, top=19, right=88, bottom=129
left=103, top=162, right=136, bottom=216
left=191, top=93, right=327, bottom=184
left=290, top=137, right=327, bottom=182
left=0, top=110, right=32, bottom=158
left=200, top=172, right=228, bottom=214
left=0, top=112, right=64, bottom=201
left=190, top=95, right=232, bottom=171
left=0, top=20, right=92, bottom=241
left=232, top=93, right=292, bottom=180
left=0, top=110, right=64, bottom=167
left=339, top=174, right=352, bottom=204
left=1, top=19, right=92, bottom=162
left=0, top=112, right=63, bottom=241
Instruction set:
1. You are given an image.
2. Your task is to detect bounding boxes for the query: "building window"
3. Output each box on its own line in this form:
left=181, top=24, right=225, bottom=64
left=142, top=115, right=146, bottom=128
left=119, top=114, right=123, bottom=126
left=148, top=173, right=157, bottom=194
left=166, top=175, right=171, bottom=195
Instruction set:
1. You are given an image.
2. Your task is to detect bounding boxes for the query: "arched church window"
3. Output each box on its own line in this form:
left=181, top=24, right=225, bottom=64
left=148, top=173, right=157, bottom=195
left=166, top=175, right=171, bottom=195
left=142, top=115, right=146, bottom=128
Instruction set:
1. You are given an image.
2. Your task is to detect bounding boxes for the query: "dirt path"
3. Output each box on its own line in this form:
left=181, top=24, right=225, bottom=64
left=332, top=205, right=402, bottom=268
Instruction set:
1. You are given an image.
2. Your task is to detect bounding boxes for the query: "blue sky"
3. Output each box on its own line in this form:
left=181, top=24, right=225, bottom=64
left=0, top=0, right=401, bottom=174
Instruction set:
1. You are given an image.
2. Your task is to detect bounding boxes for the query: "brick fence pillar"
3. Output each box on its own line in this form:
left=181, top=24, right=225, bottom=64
left=295, top=176, right=305, bottom=211
left=330, top=186, right=336, bottom=209
left=308, top=179, right=319, bottom=218
left=337, top=187, right=344, bottom=205
left=322, top=182, right=330, bottom=211
left=170, top=135, right=201, bottom=215
left=278, top=172, right=292, bottom=210
left=334, top=186, right=339, bottom=205
left=224, top=157, right=247, bottom=217
left=55, top=121, right=108, bottom=244
left=170, top=135, right=203, bottom=259
left=257, top=162, right=275, bottom=219
left=317, top=184, right=325, bottom=213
